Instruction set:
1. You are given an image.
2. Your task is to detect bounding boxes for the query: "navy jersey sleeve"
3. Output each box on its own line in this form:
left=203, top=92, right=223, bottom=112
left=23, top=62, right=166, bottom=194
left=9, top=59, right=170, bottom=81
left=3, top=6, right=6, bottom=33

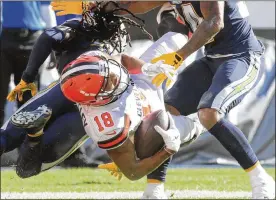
left=22, top=19, right=80, bottom=83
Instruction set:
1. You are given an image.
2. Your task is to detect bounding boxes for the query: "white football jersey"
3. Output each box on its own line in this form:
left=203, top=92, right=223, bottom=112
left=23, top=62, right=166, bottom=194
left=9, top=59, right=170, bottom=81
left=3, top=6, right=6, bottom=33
left=78, top=73, right=165, bottom=150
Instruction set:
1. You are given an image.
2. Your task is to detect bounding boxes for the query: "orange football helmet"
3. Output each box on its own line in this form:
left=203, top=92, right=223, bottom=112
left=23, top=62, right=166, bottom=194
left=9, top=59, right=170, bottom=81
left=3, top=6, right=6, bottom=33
left=60, top=51, right=130, bottom=106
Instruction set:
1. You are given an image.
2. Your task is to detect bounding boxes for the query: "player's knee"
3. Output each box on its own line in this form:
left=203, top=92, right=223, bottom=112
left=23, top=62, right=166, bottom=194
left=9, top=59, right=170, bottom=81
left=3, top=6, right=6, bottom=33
left=198, top=108, right=219, bottom=130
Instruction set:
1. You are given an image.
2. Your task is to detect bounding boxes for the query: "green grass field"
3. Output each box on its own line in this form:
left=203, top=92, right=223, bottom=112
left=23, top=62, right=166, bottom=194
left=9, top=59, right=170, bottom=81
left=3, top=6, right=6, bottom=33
left=1, top=167, right=275, bottom=199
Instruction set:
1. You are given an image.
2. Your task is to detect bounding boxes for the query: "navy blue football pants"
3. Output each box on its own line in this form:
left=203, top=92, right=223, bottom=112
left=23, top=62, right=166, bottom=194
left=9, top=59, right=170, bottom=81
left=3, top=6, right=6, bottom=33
left=165, top=51, right=263, bottom=116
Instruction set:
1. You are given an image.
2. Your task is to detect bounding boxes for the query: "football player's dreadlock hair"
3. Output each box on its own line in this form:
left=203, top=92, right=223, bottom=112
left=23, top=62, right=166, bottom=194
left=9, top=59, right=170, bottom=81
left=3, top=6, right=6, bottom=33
left=80, top=1, right=153, bottom=54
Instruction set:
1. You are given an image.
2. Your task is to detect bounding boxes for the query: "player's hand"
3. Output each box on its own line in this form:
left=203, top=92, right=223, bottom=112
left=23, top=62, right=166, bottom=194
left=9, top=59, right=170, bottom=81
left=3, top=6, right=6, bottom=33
left=98, top=162, right=123, bottom=181
left=151, top=52, right=183, bottom=87
left=142, top=60, right=177, bottom=83
left=154, top=112, right=181, bottom=154
left=7, top=79, right=37, bottom=102
left=51, top=1, right=96, bottom=16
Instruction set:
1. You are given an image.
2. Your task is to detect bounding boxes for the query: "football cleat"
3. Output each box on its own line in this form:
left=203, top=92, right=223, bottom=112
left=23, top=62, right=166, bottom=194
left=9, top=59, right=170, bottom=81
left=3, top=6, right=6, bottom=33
left=251, top=174, right=275, bottom=199
left=11, top=105, right=52, bottom=134
left=141, top=191, right=168, bottom=199
left=16, top=136, right=42, bottom=178
left=141, top=183, right=168, bottom=199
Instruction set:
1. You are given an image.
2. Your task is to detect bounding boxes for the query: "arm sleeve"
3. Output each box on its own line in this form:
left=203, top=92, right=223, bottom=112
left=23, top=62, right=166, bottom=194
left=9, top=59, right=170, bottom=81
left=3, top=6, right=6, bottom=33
left=22, top=24, right=76, bottom=83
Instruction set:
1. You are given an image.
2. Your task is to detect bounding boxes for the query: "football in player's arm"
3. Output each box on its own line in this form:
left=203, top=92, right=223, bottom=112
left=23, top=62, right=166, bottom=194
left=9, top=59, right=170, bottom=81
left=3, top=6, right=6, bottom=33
left=106, top=119, right=179, bottom=181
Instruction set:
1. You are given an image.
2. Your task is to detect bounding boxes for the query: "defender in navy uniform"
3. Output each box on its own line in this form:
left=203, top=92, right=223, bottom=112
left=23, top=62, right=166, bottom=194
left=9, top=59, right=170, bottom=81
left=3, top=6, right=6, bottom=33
left=149, top=1, right=275, bottom=199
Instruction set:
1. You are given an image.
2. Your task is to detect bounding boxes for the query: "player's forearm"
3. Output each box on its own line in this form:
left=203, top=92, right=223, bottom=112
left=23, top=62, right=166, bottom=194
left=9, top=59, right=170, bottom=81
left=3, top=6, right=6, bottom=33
left=22, top=32, right=55, bottom=83
left=108, top=139, right=171, bottom=181
left=123, top=148, right=171, bottom=181
left=176, top=17, right=224, bottom=59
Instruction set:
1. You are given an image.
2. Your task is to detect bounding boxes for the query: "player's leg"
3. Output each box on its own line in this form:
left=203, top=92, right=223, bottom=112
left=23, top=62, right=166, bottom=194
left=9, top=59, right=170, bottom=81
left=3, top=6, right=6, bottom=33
left=0, top=81, right=76, bottom=156
left=40, top=112, right=88, bottom=171
left=197, top=52, right=275, bottom=199
left=15, top=110, right=88, bottom=178
left=14, top=105, right=52, bottom=178
left=165, top=57, right=213, bottom=116
left=143, top=158, right=171, bottom=199
left=164, top=58, right=212, bottom=145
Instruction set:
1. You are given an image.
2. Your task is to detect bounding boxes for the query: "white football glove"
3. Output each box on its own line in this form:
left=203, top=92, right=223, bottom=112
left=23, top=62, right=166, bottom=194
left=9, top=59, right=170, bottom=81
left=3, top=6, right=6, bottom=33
left=154, top=112, right=181, bottom=154
left=141, top=61, right=177, bottom=82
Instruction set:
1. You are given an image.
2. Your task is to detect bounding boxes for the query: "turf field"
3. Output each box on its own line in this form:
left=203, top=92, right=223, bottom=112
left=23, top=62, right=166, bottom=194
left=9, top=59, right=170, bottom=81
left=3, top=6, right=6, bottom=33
left=1, top=167, right=275, bottom=199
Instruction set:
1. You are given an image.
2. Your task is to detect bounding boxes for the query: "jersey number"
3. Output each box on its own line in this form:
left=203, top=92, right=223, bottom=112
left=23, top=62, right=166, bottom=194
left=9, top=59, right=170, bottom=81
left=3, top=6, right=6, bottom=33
left=181, top=3, right=203, bottom=32
left=94, top=112, right=114, bottom=132
left=180, top=3, right=214, bottom=44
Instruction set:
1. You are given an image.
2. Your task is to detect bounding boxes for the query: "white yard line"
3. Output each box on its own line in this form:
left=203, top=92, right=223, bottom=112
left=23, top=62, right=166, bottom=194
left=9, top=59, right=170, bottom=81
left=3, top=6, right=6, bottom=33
left=1, top=190, right=251, bottom=199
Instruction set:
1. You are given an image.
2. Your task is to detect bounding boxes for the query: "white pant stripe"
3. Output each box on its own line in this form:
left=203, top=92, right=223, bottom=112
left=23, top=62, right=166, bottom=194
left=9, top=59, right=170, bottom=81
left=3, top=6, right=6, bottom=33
left=211, top=52, right=261, bottom=114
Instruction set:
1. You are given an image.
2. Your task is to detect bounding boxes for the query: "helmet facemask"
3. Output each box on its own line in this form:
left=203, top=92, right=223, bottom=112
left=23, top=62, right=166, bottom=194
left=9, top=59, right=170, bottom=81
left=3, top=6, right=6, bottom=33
left=93, top=57, right=130, bottom=106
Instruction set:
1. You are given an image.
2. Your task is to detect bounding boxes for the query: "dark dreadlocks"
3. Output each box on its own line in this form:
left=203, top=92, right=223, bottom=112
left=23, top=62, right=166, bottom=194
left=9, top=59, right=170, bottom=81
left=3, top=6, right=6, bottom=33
left=80, top=1, right=153, bottom=55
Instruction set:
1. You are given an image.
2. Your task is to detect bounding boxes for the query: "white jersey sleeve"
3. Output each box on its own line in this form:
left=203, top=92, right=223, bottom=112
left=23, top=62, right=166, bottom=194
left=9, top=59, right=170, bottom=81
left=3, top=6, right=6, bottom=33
left=139, top=32, right=187, bottom=63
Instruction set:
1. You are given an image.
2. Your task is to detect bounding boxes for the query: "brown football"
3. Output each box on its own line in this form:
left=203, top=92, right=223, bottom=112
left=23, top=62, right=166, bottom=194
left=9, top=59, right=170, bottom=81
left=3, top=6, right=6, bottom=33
left=134, top=110, right=169, bottom=159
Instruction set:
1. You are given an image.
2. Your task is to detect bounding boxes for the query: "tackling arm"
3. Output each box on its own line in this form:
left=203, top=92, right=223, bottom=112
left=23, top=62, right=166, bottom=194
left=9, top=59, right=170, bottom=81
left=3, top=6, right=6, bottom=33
left=21, top=23, right=76, bottom=83
left=176, top=1, right=225, bottom=60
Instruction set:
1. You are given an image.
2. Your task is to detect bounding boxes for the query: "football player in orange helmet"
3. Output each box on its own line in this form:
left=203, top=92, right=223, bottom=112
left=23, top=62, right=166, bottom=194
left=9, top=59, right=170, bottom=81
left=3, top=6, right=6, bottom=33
left=57, top=46, right=206, bottom=198
left=59, top=51, right=181, bottom=182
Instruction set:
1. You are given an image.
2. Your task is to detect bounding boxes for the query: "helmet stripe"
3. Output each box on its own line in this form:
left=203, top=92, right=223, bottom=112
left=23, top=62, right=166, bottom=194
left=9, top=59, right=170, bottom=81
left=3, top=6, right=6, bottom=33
left=61, top=65, right=99, bottom=82
left=63, top=61, right=100, bottom=74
